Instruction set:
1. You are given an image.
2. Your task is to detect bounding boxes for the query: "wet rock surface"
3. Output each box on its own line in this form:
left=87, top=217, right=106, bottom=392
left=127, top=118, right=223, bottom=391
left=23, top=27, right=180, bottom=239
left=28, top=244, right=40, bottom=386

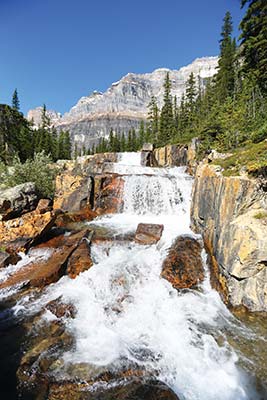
left=161, top=235, right=204, bottom=289
left=134, top=223, right=164, bottom=245
left=94, top=174, right=124, bottom=214
left=0, top=230, right=93, bottom=290
left=47, top=379, right=179, bottom=400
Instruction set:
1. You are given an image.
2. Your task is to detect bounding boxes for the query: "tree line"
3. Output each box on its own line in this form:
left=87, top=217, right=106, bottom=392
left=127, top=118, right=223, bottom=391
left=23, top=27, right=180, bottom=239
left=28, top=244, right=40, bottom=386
left=0, top=97, right=71, bottom=164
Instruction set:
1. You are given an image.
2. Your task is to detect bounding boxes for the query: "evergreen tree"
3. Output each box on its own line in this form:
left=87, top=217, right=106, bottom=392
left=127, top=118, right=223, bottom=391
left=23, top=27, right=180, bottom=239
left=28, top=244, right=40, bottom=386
left=109, top=129, right=115, bottom=152
left=120, top=132, right=126, bottom=152
left=126, top=130, right=132, bottom=151
left=216, top=11, right=236, bottom=101
left=159, top=72, right=174, bottom=146
left=12, top=89, right=20, bottom=111
left=147, top=96, right=159, bottom=144
left=185, top=72, right=197, bottom=120
left=138, top=120, right=145, bottom=149
left=239, top=0, right=267, bottom=92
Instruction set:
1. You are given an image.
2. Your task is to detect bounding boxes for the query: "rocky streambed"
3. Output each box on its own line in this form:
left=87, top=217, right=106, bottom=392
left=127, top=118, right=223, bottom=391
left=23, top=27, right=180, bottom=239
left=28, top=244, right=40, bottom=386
left=0, top=150, right=266, bottom=399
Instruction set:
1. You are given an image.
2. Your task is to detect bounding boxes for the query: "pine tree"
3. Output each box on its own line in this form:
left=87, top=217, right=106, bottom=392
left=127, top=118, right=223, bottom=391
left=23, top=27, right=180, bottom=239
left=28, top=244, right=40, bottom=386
left=147, top=96, right=159, bottom=144
left=138, top=120, right=145, bottom=149
left=185, top=72, right=197, bottom=125
left=120, top=132, right=126, bottom=152
left=12, top=89, right=20, bottom=111
left=126, top=130, right=132, bottom=151
left=159, top=72, right=174, bottom=146
left=109, top=129, right=115, bottom=152
left=216, top=11, right=236, bottom=101
left=239, top=0, right=267, bottom=92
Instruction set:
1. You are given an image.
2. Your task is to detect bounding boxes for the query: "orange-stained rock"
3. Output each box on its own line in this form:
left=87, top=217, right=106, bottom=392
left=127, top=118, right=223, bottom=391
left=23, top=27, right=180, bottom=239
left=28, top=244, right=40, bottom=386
left=53, top=172, right=93, bottom=212
left=94, top=174, right=124, bottom=215
left=134, top=223, right=164, bottom=245
left=0, top=210, right=57, bottom=247
left=55, top=207, right=97, bottom=228
left=161, top=235, right=204, bottom=289
left=67, top=233, right=94, bottom=279
left=35, top=199, right=52, bottom=214
left=0, top=230, right=91, bottom=290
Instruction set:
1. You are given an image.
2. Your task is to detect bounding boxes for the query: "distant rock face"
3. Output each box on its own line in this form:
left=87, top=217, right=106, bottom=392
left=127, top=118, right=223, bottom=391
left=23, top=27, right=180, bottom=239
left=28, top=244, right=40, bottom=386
left=27, top=57, right=218, bottom=149
left=27, top=107, right=61, bottom=127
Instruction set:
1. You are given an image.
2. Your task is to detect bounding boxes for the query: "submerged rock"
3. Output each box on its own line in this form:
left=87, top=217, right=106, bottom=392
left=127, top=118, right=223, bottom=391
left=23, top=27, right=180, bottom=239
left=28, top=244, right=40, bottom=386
left=161, top=235, right=204, bottom=289
left=134, top=223, right=164, bottom=245
left=0, top=182, right=38, bottom=221
left=47, top=379, right=179, bottom=400
left=46, top=298, right=76, bottom=319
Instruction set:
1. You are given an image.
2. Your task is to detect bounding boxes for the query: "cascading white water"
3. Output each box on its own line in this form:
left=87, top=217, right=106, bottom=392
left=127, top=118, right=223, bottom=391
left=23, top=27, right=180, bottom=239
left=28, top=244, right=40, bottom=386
left=6, top=153, right=261, bottom=399
left=118, top=151, right=141, bottom=166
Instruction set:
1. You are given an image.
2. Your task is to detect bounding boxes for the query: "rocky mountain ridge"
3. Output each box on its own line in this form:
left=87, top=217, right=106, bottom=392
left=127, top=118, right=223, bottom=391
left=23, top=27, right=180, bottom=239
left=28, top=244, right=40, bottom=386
left=27, top=56, right=218, bottom=149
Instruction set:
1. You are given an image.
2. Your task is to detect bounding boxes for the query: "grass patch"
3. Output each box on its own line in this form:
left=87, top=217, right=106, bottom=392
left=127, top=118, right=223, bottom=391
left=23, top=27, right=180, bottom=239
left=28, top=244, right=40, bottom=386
left=212, top=140, right=267, bottom=177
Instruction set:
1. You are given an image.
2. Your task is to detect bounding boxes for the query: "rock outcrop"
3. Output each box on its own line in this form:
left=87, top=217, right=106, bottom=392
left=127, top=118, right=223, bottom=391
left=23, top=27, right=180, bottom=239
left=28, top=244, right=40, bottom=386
left=0, top=182, right=38, bottom=221
left=153, top=139, right=199, bottom=170
left=0, top=209, right=57, bottom=251
left=54, top=153, right=125, bottom=217
left=161, top=235, right=204, bottom=289
left=27, top=57, right=218, bottom=150
left=191, top=163, right=267, bottom=311
left=0, top=230, right=93, bottom=290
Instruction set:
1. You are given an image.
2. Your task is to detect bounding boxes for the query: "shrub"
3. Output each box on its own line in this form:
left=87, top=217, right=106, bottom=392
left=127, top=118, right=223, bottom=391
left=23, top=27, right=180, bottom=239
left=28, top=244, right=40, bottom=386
left=4, top=152, right=57, bottom=198
left=252, top=123, right=267, bottom=144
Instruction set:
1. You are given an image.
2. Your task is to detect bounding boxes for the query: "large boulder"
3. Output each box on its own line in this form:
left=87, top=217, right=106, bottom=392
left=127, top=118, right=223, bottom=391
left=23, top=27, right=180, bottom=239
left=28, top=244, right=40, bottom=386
left=0, top=209, right=57, bottom=250
left=135, top=223, right=164, bottom=245
left=0, top=182, right=38, bottom=221
left=161, top=235, right=204, bottom=289
left=54, top=172, right=93, bottom=212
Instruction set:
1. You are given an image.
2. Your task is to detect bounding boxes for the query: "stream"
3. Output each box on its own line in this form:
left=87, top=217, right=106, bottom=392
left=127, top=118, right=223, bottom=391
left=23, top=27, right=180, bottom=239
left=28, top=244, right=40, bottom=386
left=0, top=152, right=266, bottom=399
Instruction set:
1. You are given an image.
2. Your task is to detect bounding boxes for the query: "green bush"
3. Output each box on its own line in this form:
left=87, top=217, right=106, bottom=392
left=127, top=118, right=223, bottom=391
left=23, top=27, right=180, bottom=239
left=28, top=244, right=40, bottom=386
left=252, top=123, right=267, bottom=144
left=4, top=152, right=57, bottom=198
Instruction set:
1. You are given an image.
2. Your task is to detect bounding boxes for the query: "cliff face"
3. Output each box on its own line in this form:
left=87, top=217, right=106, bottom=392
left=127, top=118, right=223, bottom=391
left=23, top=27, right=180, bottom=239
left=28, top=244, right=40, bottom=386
left=27, top=57, right=218, bottom=148
left=191, top=164, right=267, bottom=312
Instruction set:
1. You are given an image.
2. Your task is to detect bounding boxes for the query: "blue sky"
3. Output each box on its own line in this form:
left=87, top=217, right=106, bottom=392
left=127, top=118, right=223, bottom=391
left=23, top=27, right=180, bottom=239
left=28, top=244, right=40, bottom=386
left=0, top=0, right=244, bottom=115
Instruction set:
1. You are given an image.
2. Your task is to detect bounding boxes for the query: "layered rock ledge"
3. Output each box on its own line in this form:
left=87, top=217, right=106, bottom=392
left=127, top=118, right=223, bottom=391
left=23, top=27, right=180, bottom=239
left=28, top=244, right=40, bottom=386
left=191, top=163, right=267, bottom=312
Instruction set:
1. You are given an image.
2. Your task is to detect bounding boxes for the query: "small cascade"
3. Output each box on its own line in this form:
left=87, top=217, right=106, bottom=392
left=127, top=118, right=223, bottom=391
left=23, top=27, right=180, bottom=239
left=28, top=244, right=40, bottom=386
left=117, top=151, right=141, bottom=166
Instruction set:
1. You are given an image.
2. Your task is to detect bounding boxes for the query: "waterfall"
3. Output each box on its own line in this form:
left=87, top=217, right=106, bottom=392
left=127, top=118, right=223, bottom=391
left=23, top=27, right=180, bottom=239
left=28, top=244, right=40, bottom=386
left=3, top=152, right=262, bottom=399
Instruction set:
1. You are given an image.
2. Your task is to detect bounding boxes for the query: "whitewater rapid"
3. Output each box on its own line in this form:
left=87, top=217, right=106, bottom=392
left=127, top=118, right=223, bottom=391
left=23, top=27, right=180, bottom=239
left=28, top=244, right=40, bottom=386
left=7, top=152, right=261, bottom=399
